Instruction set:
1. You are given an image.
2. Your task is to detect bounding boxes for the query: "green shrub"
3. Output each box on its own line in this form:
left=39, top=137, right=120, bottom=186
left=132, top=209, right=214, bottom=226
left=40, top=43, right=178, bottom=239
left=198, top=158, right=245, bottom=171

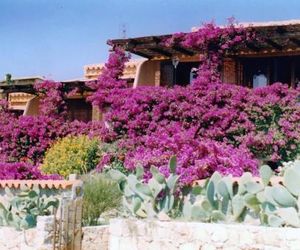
left=41, top=135, right=100, bottom=178
left=82, top=174, right=122, bottom=226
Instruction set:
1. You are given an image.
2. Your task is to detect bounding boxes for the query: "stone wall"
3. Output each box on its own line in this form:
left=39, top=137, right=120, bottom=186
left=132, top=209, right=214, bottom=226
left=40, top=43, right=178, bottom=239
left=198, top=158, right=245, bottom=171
left=0, top=216, right=54, bottom=250
left=82, top=225, right=109, bottom=250
left=109, top=218, right=300, bottom=250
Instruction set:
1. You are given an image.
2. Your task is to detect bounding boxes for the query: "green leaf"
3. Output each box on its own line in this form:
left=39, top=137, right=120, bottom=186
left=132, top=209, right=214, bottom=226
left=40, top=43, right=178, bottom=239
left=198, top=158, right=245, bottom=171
left=245, top=182, right=264, bottom=194
left=232, top=195, right=246, bottom=221
left=44, top=200, right=59, bottom=210
left=136, top=183, right=153, bottom=197
left=206, top=180, right=216, bottom=208
left=210, top=172, right=222, bottom=184
left=238, top=172, right=253, bottom=194
left=201, top=200, right=212, bottom=211
left=191, top=205, right=206, bottom=220
left=276, top=207, right=300, bottom=227
left=135, top=165, right=144, bottom=180
left=124, top=185, right=134, bottom=197
left=133, top=197, right=142, bottom=213
left=244, top=193, right=260, bottom=213
left=211, top=210, right=226, bottom=222
left=259, top=165, right=273, bottom=186
left=261, top=187, right=277, bottom=206
left=191, top=186, right=202, bottom=195
left=148, top=179, right=163, bottom=198
left=166, top=175, right=180, bottom=193
left=108, top=169, right=126, bottom=182
left=217, top=180, right=229, bottom=198
left=150, top=166, right=165, bottom=184
left=221, top=196, right=229, bottom=215
left=261, top=201, right=276, bottom=213
left=160, top=195, right=175, bottom=213
left=268, top=214, right=284, bottom=227
left=223, top=176, right=233, bottom=198
left=182, top=201, right=192, bottom=219
left=169, top=155, right=177, bottom=174
left=283, top=167, right=300, bottom=196
left=272, top=186, right=296, bottom=207
left=127, top=175, right=139, bottom=190
left=23, top=214, right=36, bottom=229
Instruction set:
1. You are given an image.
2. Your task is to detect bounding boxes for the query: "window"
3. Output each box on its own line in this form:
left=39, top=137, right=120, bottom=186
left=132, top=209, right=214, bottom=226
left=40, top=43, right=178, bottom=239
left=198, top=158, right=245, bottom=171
left=253, top=71, right=267, bottom=88
left=66, top=99, right=92, bottom=122
left=241, top=56, right=300, bottom=87
left=160, top=61, right=199, bottom=87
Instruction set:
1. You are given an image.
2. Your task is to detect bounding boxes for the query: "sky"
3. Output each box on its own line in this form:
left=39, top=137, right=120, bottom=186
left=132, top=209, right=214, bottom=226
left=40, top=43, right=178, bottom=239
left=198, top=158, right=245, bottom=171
left=1, top=0, right=300, bottom=81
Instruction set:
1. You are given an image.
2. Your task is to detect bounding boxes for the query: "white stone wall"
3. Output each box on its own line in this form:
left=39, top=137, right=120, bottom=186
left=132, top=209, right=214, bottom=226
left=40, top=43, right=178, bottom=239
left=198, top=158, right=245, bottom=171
left=82, top=225, right=109, bottom=250
left=109, top=219, right=300, bottom=250
left=0, top=216, right=54, bottom=250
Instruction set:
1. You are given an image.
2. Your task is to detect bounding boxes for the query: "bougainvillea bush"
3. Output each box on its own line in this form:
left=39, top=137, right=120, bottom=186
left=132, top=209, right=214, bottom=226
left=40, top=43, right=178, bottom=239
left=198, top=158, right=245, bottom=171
left=96, top=81, right=300, bottom=184
left=1, top=19, right=300, bottom=184
left=89, top=20, right=300, bottom=185
left=0, top=162, right=60, bottom=180
left=0, top=81, right=103, bottom=179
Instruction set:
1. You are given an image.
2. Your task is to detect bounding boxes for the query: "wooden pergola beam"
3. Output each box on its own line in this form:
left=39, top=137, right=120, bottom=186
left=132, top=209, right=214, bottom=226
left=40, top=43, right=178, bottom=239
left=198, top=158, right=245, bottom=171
left=265, top=39, right=283, bottom=50
left=131, top=50, right=153, bottom=59
left=172, top=46, right=195, bottom=56
left=149, top=47, right=172, bottom=57
left=245, top=42, right=261, bottom=52
left=290, top=38, right=300, bottom=46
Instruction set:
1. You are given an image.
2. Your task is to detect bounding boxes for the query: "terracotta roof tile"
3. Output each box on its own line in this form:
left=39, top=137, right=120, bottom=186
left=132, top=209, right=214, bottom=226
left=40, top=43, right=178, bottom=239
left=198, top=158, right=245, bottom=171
left=0, top=180, right=82, bottom=189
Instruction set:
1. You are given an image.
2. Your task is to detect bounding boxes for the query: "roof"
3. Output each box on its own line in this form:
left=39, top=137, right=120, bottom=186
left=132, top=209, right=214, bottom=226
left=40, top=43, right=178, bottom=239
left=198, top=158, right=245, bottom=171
left=191, top=19, right=300, bottom=31
left=241, top=19, right=300, bottom=27
left=0, top=179, right=82, bottom=189
left=0, top=76, right=44, bottom=85
left=109, top=20, right=300, bottom=59
left=0, top=79, right=91, bottom=94
left=84, top=59, right=146, bottom=80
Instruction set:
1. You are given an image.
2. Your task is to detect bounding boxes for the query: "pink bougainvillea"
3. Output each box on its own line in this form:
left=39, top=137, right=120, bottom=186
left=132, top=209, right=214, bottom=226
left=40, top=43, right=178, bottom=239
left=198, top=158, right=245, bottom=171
left=0, top=162, right=61, bottom=180
left=164, top=18, right=257, bottom=85
left=89, top=20, right=300, bottom=185
left=1, top=19, right=300, bottom=184
left=0, top=80, right=103, bottom=179
left=34, top=80, right=67, bottom=118
left=87, top=46, right=130, bottom=109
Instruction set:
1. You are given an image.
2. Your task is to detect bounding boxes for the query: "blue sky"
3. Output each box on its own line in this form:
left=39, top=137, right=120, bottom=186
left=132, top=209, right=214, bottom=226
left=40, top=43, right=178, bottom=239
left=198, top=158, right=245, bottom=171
left=1, top=0, right=300, bottom=80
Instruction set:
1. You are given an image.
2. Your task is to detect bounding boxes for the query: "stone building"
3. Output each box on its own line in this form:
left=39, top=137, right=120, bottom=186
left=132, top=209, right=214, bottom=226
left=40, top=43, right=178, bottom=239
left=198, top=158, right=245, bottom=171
left=0, top=76, right=93, bottom=121
left=0, top=76, right=42, bottom=115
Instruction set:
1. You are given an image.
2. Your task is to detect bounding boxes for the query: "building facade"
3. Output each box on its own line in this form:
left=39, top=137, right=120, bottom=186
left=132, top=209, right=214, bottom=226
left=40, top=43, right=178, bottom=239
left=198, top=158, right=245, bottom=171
left=3, top=20, right=300, bottom=121
left=108, top=20, right=300, bottom=89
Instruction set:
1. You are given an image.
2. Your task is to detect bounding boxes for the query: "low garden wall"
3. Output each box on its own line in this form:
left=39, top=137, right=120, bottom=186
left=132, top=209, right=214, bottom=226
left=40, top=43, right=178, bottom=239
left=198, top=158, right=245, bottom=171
left=0, top=179, right=84, bottom=250
left=82, top=225, right=109, bottom=250
left=108, top=218, right=300, bottom=250
left=0, top=216, right=54, bottom=250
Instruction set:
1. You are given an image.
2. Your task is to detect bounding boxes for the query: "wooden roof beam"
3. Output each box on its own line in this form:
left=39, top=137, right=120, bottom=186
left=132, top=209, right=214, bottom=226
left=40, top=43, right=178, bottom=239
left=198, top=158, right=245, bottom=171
left=245, top=42, right=260, bottom=52
left=172, top=46, right=195, bottom=56
left=149, top=47, right=172, bottom=57
left=265, top=39, right=283, bottom=50
left=131, top=50, right=153, bottom=59
left=276, top=26, right=287, bottom=34
left=290, top=38, right=300, bottom=46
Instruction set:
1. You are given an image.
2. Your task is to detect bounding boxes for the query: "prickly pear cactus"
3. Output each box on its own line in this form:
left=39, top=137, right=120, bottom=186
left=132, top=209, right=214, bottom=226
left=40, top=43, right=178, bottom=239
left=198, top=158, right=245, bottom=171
left=109, top=156, right=300, bottom=228
left=0, top=187, right=59, bottom=230
left=109, top=156, right=180, bottom=219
